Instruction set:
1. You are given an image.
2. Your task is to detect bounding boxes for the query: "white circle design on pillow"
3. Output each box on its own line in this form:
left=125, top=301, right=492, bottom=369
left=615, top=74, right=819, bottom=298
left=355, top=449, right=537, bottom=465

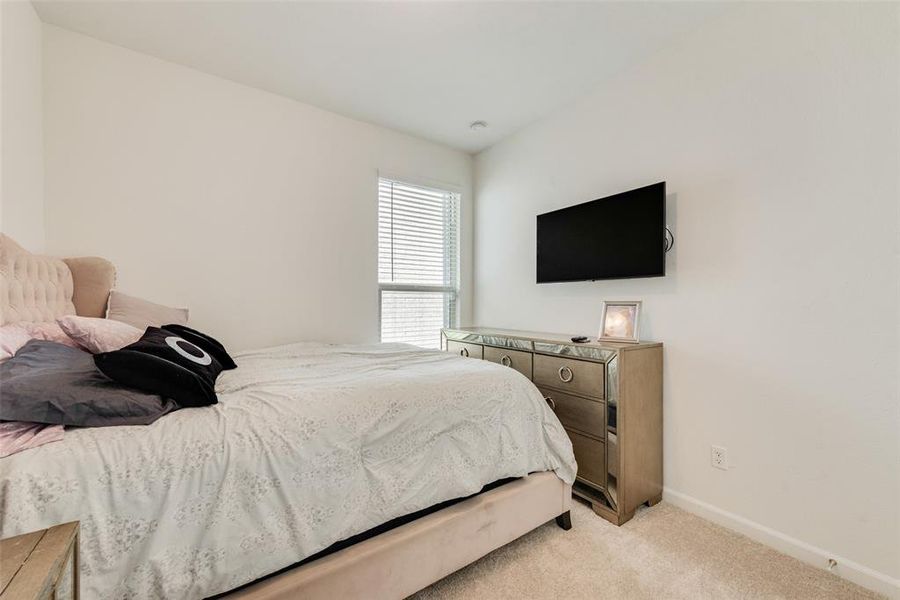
left=165, top=336, right=213, bottom=366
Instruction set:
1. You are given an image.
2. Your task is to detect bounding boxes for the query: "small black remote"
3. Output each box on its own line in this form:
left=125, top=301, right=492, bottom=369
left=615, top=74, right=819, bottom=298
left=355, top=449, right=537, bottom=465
left=571, top=336, right=590, bottom=343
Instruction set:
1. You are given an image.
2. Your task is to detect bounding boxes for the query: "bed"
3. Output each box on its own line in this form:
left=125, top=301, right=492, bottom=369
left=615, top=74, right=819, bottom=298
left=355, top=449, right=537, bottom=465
left=0, top=234, right=576, bottom=599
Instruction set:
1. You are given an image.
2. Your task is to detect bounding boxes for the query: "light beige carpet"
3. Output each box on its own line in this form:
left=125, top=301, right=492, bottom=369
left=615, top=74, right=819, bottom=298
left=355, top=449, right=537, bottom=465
left=412, top=499, right=881, bottom=600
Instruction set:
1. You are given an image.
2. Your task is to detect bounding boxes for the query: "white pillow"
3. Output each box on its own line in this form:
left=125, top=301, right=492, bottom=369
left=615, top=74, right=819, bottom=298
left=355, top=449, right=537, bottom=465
left=57, top=315, right=143, bottom=354
left=106, top=291, right=189, bottom=329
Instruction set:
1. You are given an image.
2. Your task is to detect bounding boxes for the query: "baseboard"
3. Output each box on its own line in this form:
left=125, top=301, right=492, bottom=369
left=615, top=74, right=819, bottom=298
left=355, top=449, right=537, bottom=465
left=663, top=487, right=900, bottom=599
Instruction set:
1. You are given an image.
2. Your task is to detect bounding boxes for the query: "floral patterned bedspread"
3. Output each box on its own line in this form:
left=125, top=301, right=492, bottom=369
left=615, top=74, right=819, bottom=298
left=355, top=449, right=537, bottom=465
left=0, top=342, right=576, bottom=599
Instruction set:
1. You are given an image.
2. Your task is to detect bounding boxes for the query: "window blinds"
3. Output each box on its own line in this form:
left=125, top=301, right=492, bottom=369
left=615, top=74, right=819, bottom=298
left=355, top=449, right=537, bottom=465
left=378, top=178, right=459, bottom=349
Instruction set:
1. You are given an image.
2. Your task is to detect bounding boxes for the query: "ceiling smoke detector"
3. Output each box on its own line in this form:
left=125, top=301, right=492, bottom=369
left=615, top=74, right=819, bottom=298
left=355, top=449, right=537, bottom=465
left=469, top=120, right=488, bottom=131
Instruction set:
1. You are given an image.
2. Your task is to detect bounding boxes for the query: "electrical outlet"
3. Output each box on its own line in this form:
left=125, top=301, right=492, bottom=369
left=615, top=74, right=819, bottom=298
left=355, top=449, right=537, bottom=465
left=711, top=445, right=728, bottom=470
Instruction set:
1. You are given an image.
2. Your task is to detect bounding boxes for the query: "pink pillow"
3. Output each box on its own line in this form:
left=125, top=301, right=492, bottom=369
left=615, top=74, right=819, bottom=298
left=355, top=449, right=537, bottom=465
left=0, top=325, right=33, bottom=362
left=19, top=322, right=80, bottom=348
left=0, top=322, right=79, bottom=362
left=57, top=315, right=143, bottom=354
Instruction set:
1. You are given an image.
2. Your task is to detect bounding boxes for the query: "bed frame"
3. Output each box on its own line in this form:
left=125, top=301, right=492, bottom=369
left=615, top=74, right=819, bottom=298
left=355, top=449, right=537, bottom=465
left=0, top=233, right=573, bottom=599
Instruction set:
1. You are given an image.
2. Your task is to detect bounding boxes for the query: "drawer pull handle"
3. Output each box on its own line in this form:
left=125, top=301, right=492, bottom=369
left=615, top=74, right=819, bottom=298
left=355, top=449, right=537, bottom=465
left=500, top=355, right=512, bottom=367
left=558, top=366, right=574, bottom=383
left=545, top=396, right=556, bottom=410
left=460, top=348, right=469, bottom=357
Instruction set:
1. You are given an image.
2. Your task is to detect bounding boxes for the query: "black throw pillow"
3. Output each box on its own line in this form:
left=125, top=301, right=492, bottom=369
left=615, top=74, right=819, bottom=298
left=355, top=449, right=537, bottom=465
left=161, top=324, right=237, bottom=370
left=94, top=326, right=232, bottom=408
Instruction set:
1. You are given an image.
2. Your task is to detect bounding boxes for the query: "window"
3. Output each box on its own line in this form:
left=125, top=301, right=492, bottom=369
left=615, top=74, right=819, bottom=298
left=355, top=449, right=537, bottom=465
left=378, top=177, right=459, bottom=349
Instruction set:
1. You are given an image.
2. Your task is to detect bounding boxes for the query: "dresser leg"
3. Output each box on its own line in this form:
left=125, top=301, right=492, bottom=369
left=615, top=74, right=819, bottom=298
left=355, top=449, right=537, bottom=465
left=555, top=511, right=572, bottom=530
left=646, top=494, right=662, bottom=507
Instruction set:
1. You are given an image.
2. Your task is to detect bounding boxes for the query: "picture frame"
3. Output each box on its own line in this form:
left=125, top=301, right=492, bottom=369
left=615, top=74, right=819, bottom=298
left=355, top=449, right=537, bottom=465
left=598, top=300, right=642, bottom=343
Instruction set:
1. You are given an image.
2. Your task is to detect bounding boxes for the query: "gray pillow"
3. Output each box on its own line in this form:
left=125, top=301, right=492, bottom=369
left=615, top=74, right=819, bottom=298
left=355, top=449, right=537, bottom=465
left=0, top=340, right=177, bottom=427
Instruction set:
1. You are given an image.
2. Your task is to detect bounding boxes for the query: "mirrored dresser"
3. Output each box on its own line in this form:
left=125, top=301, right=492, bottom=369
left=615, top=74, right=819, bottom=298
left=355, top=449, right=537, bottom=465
left=442, top=327, right=662, bottom=526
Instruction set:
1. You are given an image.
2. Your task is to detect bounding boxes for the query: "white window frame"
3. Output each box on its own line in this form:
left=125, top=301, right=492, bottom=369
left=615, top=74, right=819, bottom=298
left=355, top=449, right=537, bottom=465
left=377, top=172, right=461, bottom=348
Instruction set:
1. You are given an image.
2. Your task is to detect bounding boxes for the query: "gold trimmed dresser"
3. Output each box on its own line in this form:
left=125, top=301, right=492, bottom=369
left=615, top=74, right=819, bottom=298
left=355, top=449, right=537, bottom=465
left=443, top=327, right=662, bottom=525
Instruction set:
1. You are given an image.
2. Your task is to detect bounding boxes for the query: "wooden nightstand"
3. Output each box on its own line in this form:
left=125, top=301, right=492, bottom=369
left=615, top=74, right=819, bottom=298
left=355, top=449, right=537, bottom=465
left=0, top=522, right=79, bottom=600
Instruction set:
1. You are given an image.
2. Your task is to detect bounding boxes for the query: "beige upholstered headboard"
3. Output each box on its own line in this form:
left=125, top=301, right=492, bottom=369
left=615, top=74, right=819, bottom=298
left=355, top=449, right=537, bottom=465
left=0, top=234, right=116, bottom=325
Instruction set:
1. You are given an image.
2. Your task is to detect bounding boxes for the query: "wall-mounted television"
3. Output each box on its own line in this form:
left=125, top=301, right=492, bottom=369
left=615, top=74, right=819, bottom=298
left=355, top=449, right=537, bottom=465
left=536, top=182, right=666, bottom=283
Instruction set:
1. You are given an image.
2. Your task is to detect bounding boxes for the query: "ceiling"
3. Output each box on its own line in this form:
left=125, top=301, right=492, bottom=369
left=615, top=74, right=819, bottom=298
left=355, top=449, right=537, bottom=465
left=34, top=1, right=728, bottom=154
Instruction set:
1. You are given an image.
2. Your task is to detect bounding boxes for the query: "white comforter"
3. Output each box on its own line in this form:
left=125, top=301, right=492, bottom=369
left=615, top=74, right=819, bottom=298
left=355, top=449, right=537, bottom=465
left=1, top=342, right=576, bottom=599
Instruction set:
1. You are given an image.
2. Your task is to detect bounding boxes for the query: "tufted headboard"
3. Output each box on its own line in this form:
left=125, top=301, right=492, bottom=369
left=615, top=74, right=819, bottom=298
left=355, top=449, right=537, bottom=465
left=0, top=234, right=117, bottom=325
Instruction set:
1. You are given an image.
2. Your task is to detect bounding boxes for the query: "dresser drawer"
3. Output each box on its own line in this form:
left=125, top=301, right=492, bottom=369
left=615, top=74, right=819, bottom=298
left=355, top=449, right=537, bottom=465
left=446, top=340, right=483, bottom=359
left=539, top=386, right=605, bottom=438
left=568, top=429, right=607, bottom=489
left=484, top=346, right=532, bottom=379
left=533, top=354, right=604, bottom=399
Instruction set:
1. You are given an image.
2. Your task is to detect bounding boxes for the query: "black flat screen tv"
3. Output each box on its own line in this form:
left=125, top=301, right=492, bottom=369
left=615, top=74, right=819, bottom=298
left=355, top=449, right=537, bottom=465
left=536, top=182, right=666, bottom=283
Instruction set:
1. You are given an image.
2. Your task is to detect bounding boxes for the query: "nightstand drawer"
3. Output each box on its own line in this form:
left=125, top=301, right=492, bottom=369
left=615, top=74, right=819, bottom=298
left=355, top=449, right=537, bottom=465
left=534, top=354, right=604, bottom=399
left=484, top=346, right=532, bottom=379
left=446, top=340, right=483, bottom=359
left=568, top=429, right=607, bottom=489
left=540, top=387, right=605, bottom=437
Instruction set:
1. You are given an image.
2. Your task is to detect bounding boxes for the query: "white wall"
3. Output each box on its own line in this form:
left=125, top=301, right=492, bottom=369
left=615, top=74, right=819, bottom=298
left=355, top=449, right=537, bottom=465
left=42, top=25, right=472, bottom=351
left=1, top=0, right=44, bottom=250
left=474, top=2, right=899, bottom=594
